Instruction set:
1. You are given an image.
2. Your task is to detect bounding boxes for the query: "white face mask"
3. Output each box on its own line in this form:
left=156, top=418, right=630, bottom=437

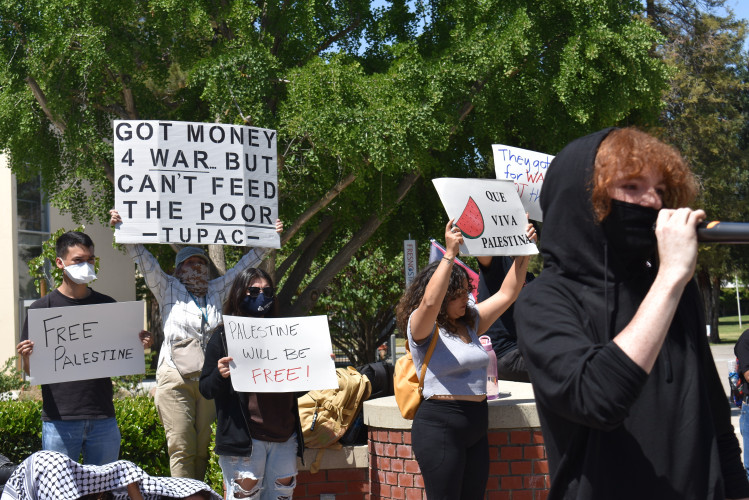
left=63, top=262, right=97, bottom=284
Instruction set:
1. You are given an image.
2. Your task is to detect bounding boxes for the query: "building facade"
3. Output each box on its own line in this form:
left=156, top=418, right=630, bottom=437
left=0, top=156, right=136, bottom=367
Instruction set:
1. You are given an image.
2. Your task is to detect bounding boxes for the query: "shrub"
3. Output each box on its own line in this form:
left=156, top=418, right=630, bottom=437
left=114, top=396, right=169, bottom=476
left=0, top=357, right=29, bottom=394
left=0, top=399, right=42, bottom=463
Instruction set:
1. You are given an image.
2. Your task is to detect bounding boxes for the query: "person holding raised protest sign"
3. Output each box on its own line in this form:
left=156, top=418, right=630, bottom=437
left=199, top=267, right=303, bottom=500
left=395, top=218, right=536, bottom=500
left=515, top=128, right=749, bottom=499
left=109, top=210, right=282, bottom=481
left=15, top=231, right=152, bottom=466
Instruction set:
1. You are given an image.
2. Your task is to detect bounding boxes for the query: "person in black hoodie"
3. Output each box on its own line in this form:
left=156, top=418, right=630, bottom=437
left=515, top=127, right=749, bottom=500
left=199, top=267, right=303, bottom=500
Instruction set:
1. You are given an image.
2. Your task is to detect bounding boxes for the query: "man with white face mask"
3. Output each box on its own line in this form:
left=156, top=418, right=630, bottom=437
left=16, top=231, right=153, bottom=465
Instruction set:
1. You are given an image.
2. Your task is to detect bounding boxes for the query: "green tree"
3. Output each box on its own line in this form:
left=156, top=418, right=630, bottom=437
left=647, top=0, right=749, bottom=341
left=312, top=247, right=402, bottom=364
left=0, top=1, right=671, bottom=329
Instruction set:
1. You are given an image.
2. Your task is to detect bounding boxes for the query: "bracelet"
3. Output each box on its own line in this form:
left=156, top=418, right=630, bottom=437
left=442, top=256, right=455, bottom=264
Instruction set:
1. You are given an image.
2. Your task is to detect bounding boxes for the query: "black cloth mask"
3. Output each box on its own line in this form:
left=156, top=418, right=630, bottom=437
left=239, top=294, right=274, bottom=317
left=602, top=199, right=659, bottom=266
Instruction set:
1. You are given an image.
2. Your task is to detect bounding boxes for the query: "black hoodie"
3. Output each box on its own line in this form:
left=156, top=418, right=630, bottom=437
left=515, top=128, right=749, bottom=499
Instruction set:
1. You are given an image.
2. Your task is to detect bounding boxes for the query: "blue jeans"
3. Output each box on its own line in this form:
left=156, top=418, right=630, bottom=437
left=218, top=434, right=298, bottom=500
left=42, top=418, right=121, bottom=465
left=741, top=404, right=749, bottom=480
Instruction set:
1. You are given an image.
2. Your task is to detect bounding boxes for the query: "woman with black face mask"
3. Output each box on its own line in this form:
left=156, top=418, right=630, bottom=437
left=199, top=268, right=303, bottom=500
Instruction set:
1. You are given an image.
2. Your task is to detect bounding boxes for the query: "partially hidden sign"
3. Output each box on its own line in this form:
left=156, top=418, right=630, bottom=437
left=432, top=178, right=538, bottom=257
left=113, top=120, right=280, bottom=248
left=27, top=301, right=146, bottom=385
left=492, top=144, right=554, bottom=222
left=223, top=315, right=338, bottom=393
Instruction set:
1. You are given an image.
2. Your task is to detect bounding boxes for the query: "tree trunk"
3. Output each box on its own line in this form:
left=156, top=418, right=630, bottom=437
left=207, top=244, right=226, bottom=277
left=287, top=172, right=421, bottom=316
left=697, top=269, right=721, bottom=343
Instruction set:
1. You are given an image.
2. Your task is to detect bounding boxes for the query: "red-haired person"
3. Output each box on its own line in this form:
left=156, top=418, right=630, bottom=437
left=516, top=128, right=749, bottom=499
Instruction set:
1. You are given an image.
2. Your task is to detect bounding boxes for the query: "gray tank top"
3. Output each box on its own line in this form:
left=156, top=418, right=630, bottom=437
left=407, top=308, right=488, bottom=398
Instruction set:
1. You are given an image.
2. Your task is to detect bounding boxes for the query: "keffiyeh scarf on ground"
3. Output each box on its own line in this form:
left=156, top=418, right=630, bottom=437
left=0, top=451, right=221, bottom=500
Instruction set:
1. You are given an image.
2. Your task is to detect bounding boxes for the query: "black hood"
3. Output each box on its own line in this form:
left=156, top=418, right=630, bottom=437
left=540, top=127, right=622, bottom=287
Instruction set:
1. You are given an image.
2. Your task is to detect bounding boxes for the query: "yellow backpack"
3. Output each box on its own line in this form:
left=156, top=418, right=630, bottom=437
left=298, top=366, right=372, bottom=450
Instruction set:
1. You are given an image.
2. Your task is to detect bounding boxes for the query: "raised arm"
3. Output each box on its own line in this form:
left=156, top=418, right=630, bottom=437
left=409, top=219, right=462, bottom=343
left=612, top=208, right=704, bottom=373
left=475, top=222, right=536, bottom=334
left=110, top=209, right=170, bottom=302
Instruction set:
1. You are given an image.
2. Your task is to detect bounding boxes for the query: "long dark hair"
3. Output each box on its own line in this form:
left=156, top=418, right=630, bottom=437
left=395, top=260, right=476, bottom=336
left=223, top=267, right=279, bottom=318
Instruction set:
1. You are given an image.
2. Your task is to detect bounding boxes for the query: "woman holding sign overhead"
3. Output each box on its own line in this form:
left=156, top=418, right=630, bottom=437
left=394, top=219, right=535, bottom=500
left=199, top=267, right=303, bottom=500
left=109, top=210, right=282, bottom=482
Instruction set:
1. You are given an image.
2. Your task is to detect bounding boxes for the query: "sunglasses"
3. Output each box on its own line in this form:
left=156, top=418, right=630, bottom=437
left=247, top=286, right=274, bottom=298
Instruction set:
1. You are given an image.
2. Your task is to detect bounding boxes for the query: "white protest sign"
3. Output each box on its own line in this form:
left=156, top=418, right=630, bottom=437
left=113, top=120, right=280, bottom=248
left=27, top=301, right=145, bottom=385
left=223, top=315, right=338, bottom=393
left=432, top=178, right=538, bottom=257
left=492, top=144, right=554, bottom=222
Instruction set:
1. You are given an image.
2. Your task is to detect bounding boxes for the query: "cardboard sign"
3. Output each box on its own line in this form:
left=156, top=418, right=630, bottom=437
left=113, top=120, right=280, bottom=248
left=27, top=301, right=146, bottom=385
left=492, top=144, right=554, bottom=222
left=432, top=178, right=538, bottom=257
left=223, top=315, right=338, bottom=393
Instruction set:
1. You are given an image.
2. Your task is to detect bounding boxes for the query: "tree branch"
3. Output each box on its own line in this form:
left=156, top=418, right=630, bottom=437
left=281, top=172, right=356, bottom=245
left=287, top=171, right=421, bottom=316
left=302, top=17, right=362, bottom=64
left=277, top=215, right=335, bottom=280
left=25, top=76, right=67, bottom=135
left=277, top=216, right=336, bottom=311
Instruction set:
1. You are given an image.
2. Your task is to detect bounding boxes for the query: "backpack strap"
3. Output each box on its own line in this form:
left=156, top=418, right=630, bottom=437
left=417, top=324, right=439, bottom=393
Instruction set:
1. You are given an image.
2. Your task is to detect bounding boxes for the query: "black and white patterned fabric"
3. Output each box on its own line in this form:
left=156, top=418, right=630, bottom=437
left=0, top=451, right=221, bottom=500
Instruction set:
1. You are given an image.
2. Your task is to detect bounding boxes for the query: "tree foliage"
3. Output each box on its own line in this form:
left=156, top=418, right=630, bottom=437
left=0, top=1, right=673, bottom=359
left=647, top=0, right=749, bottom=341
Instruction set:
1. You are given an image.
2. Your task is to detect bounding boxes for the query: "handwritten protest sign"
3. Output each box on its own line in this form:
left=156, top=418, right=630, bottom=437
left=432, top=178, right=538, bottom=257
left=113, top=120, right=280, bottom=248
left=223, top=315, right=338, bottom=393
left=492, top=144, right=554, bottom=222
left=27, top=301, right=145, bottom=385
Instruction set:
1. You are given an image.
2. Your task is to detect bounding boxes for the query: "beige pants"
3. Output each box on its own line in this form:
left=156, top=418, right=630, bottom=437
left=154, top=363, right=216, bottom=480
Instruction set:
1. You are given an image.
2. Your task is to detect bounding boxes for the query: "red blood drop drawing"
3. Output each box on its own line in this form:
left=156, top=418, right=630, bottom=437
left=456, top=197, right=484, bottom=239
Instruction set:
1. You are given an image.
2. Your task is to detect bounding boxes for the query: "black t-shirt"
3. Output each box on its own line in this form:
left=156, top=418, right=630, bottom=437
left=477, top=256, right=534, bottom=359
left=22, top=289, right=117, bottom=421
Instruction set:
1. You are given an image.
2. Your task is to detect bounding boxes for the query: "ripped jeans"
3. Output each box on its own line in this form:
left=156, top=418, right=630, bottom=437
left=218, top=434, right=298, bottom=500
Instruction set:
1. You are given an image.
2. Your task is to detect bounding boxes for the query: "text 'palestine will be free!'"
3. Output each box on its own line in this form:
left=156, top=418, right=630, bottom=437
left=113, top=120, right=281, bottom=249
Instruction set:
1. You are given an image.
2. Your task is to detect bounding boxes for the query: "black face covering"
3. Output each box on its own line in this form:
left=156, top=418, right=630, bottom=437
left=602, top=199, right=659, bottom=265
left=239, top=294, right=274, bottom=317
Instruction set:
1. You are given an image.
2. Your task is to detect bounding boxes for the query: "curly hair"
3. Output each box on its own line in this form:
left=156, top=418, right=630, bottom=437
left=395, top=260, right=477, bottom=337
left=591, top=127, right=699, bottom=222
left=222, top=267, right=279, bottom=318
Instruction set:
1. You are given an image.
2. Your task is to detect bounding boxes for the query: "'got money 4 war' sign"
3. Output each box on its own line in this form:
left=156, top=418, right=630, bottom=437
left=432, top=178, right=538, bottom=257
left=113, top=120, right=280, bottom=248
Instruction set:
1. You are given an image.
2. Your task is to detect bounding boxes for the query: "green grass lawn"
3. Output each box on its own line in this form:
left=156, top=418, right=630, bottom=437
left=719, top=315, right=749, bottom=343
